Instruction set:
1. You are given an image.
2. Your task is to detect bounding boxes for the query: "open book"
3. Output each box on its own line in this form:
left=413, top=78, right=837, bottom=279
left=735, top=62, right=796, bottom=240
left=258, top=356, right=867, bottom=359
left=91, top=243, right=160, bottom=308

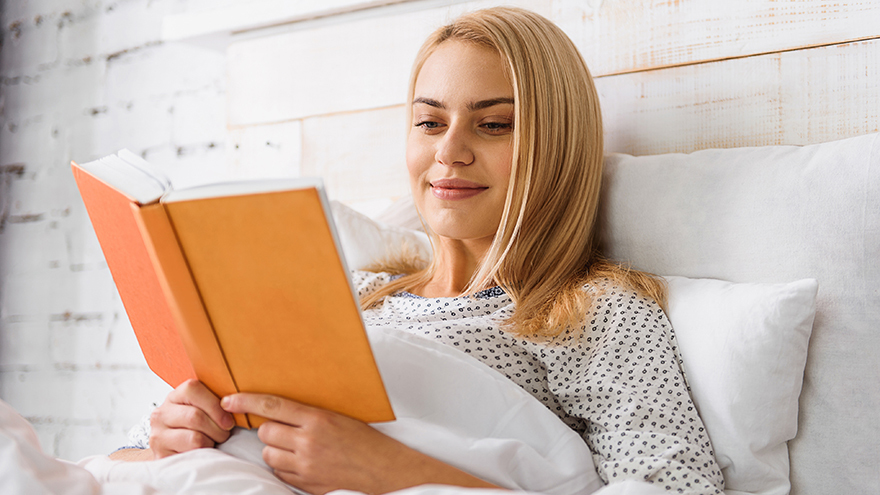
left=71, top=150, right=394, bottom=428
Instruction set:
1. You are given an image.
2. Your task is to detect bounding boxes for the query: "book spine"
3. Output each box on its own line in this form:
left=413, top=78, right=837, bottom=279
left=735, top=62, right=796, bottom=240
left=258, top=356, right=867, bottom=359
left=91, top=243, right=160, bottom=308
left=71, top=162, right=198, bottom=389
left=132, top=203, right=251, bottom=429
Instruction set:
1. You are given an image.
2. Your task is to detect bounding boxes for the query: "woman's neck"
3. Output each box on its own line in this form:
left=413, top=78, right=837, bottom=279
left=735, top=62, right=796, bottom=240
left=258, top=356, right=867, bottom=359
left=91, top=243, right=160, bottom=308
left=413, top=236, right=493, bottom=298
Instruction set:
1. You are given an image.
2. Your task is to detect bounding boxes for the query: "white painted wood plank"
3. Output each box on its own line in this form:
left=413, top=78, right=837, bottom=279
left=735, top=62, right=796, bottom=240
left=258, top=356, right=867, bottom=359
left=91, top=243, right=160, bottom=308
left=782, top=41, right=880, bottom=145
left=211, top=0, right=878, bottom=80
left=551, top=0, right=880, bottom=76
left=227, top=0, right=878, bottom=127
left=301, top=105, right=410, bottom=213
left=162, top=0, right=417, bottom=42
left=598, top=40, right=880, bottom=155
left=226, top=0, right=550, bottom=126
left=225, top=120, right=303, bottom=180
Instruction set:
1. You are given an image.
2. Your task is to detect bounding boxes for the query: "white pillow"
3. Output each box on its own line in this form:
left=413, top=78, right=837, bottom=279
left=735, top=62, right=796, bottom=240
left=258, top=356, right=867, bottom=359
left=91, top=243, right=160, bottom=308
left=332, top=201, right=818, bottom=495
left=331, top=200, right=431, bottom=271
left=663, top=276, right=817, bottom=495
left=598, top=133, right=880, bottom=495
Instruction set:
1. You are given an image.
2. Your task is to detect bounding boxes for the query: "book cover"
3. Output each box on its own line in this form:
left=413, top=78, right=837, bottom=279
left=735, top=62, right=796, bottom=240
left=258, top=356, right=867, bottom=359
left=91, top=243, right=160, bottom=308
left=71, top=164, right=199, bottom=388
left=72, top=152, right=395, bottom=428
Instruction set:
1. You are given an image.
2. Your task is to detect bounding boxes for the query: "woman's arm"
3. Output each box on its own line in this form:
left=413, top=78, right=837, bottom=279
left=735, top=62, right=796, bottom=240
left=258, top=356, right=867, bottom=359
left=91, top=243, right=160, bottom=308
left=108, top=448, right=154, bottom=461
left=545, top=286, right=724, bottom=494
left=221, top=393, right=504, bottom=495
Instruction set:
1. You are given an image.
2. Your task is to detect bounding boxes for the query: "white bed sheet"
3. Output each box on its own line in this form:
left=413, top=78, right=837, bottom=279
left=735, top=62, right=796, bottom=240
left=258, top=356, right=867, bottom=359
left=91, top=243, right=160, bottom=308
left=0, top=327, right=669, bottom=495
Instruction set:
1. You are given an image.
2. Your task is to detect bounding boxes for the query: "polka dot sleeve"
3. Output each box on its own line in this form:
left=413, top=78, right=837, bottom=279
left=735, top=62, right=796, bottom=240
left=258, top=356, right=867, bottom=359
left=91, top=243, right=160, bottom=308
left=540, top=286, right=725, bottom=494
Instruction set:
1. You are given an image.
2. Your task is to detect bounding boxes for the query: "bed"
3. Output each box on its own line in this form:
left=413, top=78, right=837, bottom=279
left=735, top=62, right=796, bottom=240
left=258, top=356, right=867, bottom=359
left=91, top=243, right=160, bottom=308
left=3, top=131, right=877, bottom=494
left=2, top=1, right=878, bottom=494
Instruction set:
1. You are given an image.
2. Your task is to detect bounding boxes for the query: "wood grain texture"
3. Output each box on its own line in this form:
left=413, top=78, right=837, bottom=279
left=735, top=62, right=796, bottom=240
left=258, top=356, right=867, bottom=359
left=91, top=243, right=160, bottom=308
left=225, top=121, right=303, bottom=180
left=225, top=0, right=879, bottom=127
left=552, top=0, right=880, bottom=76
left=598, top=39, right=880, bottom=155
left=163, top=0, right=417, bottom=42
left=226, top=0, right=550, bottom=126
left=302, top=105, right=409, bottom=209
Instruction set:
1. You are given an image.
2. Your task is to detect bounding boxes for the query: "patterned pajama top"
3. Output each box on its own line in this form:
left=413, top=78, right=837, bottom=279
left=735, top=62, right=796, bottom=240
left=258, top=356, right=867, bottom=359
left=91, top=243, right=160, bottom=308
left=355, top=270, right=724, bottom=495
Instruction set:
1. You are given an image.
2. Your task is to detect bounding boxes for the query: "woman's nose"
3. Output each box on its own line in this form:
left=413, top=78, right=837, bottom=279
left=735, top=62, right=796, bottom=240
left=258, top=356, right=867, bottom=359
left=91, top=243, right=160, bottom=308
left=435, top=125, right=474, bottom=167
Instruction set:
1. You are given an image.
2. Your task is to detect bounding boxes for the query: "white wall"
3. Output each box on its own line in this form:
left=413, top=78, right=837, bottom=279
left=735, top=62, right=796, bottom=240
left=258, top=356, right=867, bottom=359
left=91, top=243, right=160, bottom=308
left=0, top=0, right=229, bottom=461
left=217, top=0, right=879, bottom=213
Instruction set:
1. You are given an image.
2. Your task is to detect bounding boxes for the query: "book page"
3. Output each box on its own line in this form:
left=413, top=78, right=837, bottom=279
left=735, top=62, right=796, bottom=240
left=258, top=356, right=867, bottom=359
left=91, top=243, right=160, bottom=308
left=162, top=177, right=323, bottom=203
left=75, top=152, right=169, bottom=205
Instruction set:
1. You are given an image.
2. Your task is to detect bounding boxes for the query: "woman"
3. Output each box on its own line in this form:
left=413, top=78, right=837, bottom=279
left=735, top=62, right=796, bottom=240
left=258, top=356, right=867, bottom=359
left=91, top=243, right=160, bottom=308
left=115, top=7, right=724, bottom=495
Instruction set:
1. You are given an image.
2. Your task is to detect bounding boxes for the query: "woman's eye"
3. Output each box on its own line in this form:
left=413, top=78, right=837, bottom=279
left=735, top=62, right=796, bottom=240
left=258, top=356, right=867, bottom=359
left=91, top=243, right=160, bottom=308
left=415, top=121, right=442, bottom=130
left=482, top=122, right=513, bottom=133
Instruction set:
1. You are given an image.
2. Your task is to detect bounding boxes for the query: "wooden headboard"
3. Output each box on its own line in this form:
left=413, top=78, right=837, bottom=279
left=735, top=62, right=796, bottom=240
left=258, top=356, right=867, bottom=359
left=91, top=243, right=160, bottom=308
left=165, top=0, right=879, bottom=214
left=575, top=1, right=880, bottom=155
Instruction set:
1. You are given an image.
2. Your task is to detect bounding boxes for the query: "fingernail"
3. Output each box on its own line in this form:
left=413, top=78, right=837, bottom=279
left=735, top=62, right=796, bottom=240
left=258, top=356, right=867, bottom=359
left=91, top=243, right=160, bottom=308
left=223, top=415, right=235, bottom=430
left=220, top=396, right=231, bottom=409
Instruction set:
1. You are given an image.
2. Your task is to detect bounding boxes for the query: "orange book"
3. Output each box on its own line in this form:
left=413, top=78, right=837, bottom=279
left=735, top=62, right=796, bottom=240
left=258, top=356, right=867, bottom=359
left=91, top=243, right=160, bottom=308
left=71, top=150, right=394, bottom=428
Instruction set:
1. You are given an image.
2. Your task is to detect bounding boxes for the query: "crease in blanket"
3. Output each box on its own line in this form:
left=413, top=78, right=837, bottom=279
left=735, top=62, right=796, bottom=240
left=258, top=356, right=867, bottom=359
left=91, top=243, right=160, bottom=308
left=366, top=327, right=603, bottom=494
left=0, top=399, right=102, bottom=495
left=0, top=327, right=622, bottom=495
left=213, top=327, right=604, bottom=494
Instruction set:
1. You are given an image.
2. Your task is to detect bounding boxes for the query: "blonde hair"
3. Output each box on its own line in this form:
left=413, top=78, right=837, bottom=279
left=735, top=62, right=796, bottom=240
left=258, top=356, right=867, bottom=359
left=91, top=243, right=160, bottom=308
left=363, top=7, right=665, bottom=337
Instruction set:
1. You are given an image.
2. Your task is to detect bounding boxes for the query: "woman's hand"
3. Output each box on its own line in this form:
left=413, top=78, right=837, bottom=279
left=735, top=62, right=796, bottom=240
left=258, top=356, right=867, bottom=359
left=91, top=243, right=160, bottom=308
left=149, top=379, right=235, bottom=459
left=221, top=394, right=502, bottom=495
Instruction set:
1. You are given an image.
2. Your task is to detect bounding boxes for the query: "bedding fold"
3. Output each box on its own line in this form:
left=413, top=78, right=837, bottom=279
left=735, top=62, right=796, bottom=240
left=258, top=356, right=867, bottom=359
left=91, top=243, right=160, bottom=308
left=1, top=327, right=671, bottom=495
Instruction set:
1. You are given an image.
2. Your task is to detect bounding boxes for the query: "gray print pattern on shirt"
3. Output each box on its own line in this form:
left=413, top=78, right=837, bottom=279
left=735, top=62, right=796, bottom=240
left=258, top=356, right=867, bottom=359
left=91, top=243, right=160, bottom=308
left=355, top=270, right=724, bottom=494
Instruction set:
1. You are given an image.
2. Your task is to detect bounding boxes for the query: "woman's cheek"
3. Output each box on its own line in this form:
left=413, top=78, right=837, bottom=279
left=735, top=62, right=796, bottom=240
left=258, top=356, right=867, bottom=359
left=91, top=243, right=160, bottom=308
left=405, top=139, right=432, bottom=191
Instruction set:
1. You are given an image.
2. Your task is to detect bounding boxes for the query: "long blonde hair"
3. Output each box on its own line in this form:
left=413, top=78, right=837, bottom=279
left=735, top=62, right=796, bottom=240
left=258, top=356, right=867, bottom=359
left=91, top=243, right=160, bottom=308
left=363, top=7, right=665, bottom=337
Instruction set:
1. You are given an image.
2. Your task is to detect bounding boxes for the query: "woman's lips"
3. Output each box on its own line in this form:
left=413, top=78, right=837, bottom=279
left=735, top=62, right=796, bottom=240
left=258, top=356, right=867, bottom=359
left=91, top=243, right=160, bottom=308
left=430, top=178, right=488, bottom=200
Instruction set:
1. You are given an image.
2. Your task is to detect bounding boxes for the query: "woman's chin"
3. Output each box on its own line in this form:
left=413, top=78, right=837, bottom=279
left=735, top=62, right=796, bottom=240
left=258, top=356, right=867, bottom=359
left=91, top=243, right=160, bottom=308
left=425, top=222, right=499, bottom=245
left=415, top=195, right=504, bottom=245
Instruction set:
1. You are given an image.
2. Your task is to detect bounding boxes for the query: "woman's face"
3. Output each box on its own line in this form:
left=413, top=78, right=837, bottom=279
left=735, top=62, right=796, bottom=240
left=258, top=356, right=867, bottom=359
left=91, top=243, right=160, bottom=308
left=406, top=40, right=514, bottom=244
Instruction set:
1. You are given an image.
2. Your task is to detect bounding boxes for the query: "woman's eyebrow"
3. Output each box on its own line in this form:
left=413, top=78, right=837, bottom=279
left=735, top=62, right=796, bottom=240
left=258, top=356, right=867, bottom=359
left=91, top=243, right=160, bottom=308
left=412, top=97, right=514, bottom=111
left=468, top=97, right=514, bottom=111
left=413, top=97, right=444, bottom=108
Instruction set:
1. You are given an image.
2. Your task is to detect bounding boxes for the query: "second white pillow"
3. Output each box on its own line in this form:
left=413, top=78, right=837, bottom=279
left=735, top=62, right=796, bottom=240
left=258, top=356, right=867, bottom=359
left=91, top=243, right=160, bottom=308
left=664, top=276, right=817, bottom=495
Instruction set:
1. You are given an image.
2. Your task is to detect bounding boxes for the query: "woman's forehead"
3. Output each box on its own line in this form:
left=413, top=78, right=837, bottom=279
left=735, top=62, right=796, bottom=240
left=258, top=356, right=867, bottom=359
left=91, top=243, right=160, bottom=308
left=413, top=41, right=513, bottom=105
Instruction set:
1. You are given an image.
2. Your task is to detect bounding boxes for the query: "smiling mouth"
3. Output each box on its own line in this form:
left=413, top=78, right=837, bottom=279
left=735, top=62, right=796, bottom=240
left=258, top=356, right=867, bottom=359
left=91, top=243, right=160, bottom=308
left=430, top=178, right=488, bottom=200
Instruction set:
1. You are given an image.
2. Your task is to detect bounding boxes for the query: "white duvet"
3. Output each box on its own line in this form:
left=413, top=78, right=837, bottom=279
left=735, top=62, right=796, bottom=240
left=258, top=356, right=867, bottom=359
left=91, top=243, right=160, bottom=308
left=0, top=327, right=664, bottom=495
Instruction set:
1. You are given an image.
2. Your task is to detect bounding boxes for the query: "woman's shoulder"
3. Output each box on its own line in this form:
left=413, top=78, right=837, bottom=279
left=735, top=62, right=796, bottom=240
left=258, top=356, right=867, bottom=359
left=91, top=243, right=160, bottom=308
left=583, top=276, right=662, bottom=305
left=580, top=277, right=667, bottom=325
left=351, top=270, right=395, bottom=299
